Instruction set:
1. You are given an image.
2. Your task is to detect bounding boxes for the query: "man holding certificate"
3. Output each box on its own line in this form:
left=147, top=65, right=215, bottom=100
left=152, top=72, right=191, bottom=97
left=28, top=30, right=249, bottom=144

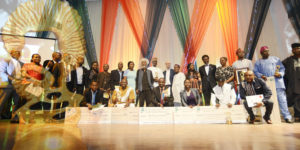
left=240, top=71, right=273, bottom=124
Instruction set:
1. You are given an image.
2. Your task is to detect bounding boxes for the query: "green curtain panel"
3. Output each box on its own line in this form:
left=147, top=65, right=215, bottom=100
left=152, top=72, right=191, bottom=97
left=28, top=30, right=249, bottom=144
left=67, top=0, right=97, bottom=67
left=168, top=0, right=190, bottom=50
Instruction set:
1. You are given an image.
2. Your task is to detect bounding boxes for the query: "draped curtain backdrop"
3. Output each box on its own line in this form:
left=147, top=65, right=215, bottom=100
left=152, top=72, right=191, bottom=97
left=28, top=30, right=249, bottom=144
left=181, top=0, right=218, bottom=72
left=168, top=0, right=190, bottom=50
left=244, top=0, right=272, bottom=60
left=68, top=0, right=97, bottom=67
left=99, top=0, right=119, bottom=72
left=119, top=0, right=146, bottom=53
left=283, top=0, right=300, bottom=38
left=216, top=0, right=238, bottom=65
left=141, top=0, right=168, bottom=61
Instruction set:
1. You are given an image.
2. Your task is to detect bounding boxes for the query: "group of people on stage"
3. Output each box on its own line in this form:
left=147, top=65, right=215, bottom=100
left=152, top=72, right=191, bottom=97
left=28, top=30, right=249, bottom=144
left=1, top=43, right=300, bottom=124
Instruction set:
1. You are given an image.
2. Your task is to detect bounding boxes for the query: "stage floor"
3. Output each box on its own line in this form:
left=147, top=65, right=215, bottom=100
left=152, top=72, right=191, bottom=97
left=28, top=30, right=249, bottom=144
left=1, top=121, right=300, bottom=150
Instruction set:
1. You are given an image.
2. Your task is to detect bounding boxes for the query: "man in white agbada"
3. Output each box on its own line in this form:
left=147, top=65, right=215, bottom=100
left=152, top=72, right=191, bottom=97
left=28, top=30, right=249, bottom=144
left=148, top=57, right=164, bottom=87
left=211, top=77, right=236, bottom=108
left=172, top=64, right=186, bottom=107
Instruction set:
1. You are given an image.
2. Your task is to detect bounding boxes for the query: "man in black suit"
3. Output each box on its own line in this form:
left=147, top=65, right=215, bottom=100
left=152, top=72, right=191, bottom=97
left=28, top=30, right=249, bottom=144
left=199, top=55, right=216, bottom=106
left=110, top=62, right=124, bottom=90
left=151, top=78, right=174, bottom=107
left=81, top=81, right=102, bottom=110
left=71, top=56, right=88, bottom=95
left=240, top=71, right=273, bottom=124
left=97, top=64, right=111, bottom=106
left=44, top=52, right=63, bottom=99
left=163, top=61, right=174, bottom=88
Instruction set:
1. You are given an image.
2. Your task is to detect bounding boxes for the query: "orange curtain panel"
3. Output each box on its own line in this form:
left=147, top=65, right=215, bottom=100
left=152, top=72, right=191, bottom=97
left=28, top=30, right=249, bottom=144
left=99, top=0, right=119, bottom=72
left=216, top=0, right=238, bottom=65
left=181, top=0, right=218, bottom=72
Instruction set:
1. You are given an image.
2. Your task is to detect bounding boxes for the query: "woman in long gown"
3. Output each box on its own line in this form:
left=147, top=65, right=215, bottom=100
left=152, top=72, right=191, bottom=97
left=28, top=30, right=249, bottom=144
left=123, top=61, right=137, bottom=96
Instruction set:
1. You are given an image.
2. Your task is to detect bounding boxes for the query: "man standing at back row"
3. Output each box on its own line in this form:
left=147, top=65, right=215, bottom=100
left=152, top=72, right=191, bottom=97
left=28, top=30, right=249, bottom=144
left=148, top=57, right=164, bottom=88
left=199, top=55, right=216, bottom=105
left=282, top=43, right=300, bottom=122
left=254, top=46, right=292, bottom=123
left=232, top=48, right=253, bottom=70
left=136, top=58, right=154, bottom=107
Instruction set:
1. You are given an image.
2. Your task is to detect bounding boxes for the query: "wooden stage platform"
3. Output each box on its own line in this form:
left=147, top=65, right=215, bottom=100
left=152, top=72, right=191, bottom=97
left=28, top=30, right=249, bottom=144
left=0, top=121, right=300, bottom=150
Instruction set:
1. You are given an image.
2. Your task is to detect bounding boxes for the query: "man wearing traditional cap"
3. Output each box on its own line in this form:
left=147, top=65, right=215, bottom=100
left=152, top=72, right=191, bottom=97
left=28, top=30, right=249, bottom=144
left=254, top=46, right=292, bottom=123
left=232, top=48, right=253, bottom=70
left=282, top=43, right=300, bottom=122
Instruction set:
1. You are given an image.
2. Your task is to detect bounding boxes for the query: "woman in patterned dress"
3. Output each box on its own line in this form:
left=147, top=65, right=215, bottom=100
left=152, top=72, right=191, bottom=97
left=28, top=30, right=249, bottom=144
left=215, top=57, right=234, bottom=87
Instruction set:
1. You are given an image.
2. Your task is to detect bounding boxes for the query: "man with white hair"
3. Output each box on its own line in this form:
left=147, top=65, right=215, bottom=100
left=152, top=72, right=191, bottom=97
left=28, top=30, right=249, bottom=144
left=136, top=58, right=154, bottom=107
left=148, top=57, right=164, bottom=87
left=163, top=61, right=174, bottom=88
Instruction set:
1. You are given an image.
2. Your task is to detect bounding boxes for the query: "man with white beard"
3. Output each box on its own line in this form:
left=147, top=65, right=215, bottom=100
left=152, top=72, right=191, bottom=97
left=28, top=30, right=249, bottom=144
left=136, top=58, right=154, bottom=107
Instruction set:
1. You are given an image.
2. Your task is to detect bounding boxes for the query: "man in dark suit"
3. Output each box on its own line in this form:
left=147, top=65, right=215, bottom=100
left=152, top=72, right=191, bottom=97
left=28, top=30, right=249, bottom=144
left=44, top=52, right=63, bottom=99
left=240, top=71, right=273, bottom=124
left=81, top=81, right=102, bottom=110
left=199, top=55, right=216, bottom=105
left=110, top=62, right=124, bottom=90
left=71, top=56, right=88, bottom=95
left=163, top=61, right=174, bottom=88
left=151, top=78, right=174, bottom=107
left=136, top=58, right=154, bottom=107
left=97, top=64, right=111, bottom=106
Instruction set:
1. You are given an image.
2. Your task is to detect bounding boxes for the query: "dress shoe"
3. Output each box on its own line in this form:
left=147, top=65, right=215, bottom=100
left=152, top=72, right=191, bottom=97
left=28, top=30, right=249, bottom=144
left=285, top=118, right=293, bottom=123
left=263, top=116, right=272, bottom=124
left=249, top=118, right=255, bottom=124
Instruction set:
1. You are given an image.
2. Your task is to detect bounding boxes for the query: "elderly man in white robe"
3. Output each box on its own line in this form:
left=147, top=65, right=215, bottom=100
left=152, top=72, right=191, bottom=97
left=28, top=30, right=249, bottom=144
left=211, top=77, right=236, bottom=108
left=172, top=64, right=186, bottom=107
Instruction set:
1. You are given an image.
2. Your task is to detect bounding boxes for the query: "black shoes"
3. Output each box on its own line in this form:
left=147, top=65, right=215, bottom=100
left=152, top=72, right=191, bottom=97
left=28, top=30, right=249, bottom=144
left=285, top=118, right=293, bottom=123
left=263, top=116, right=272, bottom=124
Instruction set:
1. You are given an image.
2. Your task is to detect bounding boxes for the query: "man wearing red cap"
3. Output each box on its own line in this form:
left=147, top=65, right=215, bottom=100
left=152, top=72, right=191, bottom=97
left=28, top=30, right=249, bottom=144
left=254, top=46, right=292, bottom=123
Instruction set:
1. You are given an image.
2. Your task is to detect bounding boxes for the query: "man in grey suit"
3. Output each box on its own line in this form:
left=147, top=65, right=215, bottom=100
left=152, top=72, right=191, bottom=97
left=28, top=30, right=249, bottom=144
left=136, top=58, right=154, bottom=107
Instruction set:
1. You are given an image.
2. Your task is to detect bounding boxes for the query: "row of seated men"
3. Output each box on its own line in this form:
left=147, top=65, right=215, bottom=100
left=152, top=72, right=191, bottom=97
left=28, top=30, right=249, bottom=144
left=81, top=70, right=273, bottom=124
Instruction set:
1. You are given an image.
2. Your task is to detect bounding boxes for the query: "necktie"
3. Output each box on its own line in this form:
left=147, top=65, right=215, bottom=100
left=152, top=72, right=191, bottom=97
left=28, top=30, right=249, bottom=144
left=246, top=83, right=256, bottom=96
left=160, top=88, right=164, bottom=104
